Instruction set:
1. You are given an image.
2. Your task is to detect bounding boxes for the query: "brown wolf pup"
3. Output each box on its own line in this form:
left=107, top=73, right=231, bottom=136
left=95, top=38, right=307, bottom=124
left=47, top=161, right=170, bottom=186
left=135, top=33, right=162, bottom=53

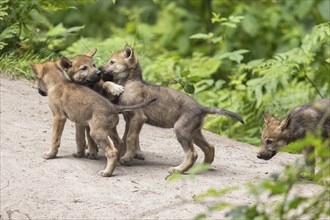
left=99, top=45, right=244, bottom=173
left=64, top=49, right=145, bottom=160
left=58, top=49, right=124, bottom=159
left=257, top=99, right=330, bottom=168
left=30, top=55, right=155, bottom=177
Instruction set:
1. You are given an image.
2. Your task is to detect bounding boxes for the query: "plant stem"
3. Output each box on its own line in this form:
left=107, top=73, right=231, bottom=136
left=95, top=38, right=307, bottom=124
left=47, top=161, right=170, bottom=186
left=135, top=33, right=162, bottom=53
left=304, top=71, right=324, bottom=98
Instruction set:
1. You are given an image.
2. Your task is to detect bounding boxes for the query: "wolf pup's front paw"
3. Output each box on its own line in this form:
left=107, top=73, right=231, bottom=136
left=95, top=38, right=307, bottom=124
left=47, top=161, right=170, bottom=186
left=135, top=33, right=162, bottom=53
left=42, top=150, right=57, bottom=159
left=103, top=82, right=124, bottom=96
left=73, top=151, right=85, bottom=158
left=134, top=150, right=145, bottom=160
left=168, top=166, right=183, bottom=174
left=119, top=154, right=133, bottom=164
left=86, top=151, right=98, bottom=160
left=98, top=170, right=112, bottom=177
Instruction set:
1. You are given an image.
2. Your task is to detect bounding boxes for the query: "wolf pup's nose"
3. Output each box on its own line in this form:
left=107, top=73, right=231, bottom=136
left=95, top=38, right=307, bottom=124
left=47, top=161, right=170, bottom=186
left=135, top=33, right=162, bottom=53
left=257, top=153, right=262, bottom=159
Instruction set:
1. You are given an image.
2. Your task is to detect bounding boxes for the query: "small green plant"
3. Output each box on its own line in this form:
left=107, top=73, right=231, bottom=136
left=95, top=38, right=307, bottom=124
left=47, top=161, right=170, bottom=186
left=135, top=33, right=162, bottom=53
left=166, top=163, right=211, bottom=182
left=189, top=135, right=330, bottom=220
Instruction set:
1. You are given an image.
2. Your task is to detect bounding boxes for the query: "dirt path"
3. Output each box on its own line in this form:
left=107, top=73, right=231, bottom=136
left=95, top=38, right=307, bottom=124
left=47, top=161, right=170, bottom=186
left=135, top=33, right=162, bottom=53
left=0, top=75, right=323, bottom=220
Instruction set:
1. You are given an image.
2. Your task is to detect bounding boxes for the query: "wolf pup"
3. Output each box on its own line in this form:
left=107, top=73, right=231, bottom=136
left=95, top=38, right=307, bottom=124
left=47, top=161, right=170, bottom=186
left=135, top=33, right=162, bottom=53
left=58, top=49, right=124, bottom=158
left=99, top=45, right=244, bottom=174
left=257, top=99, right=330, bottom=168
left=30, top=56, right=155, bottom=177
left=66, top=49, right=144, bottom=160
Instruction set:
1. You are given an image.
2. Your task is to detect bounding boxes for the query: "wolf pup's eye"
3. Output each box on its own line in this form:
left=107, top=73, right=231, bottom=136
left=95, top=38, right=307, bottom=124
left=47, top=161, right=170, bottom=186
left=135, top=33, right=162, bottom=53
left=80, top=66, right=87, bottom=71
left=93, top=64, right=96, bottom=68
left=109, top=60, right=115, bottom=65
left=266, top=139, right=273, bottom=145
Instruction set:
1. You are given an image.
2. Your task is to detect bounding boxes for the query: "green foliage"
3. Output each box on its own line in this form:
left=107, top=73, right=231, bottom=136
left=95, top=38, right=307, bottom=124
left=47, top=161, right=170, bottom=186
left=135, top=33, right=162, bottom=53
left=0, top=52, right=56, bottom=79
left=166, top=163, right=211, bottom=182
left=190, top=20, right=330, bottom=145
left=190, top=135, right=330, bottom=220
left=0, top=0, right=19, bottom=50
left=1, top=0, right=329, bottom=145
left=0, top=0, right=84, bottom=55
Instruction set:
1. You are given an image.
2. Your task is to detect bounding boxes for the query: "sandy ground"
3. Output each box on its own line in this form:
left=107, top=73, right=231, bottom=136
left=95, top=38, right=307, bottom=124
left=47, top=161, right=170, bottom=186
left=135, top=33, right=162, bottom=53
left=0, top=75, right=324, bottom=220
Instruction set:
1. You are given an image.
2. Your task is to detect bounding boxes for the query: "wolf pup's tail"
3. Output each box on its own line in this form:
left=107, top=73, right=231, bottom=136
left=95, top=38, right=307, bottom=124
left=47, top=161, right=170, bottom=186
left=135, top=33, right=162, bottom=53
left=115, top=98, right=157, bottom=113
left=204, top=107, right=245, bottom=124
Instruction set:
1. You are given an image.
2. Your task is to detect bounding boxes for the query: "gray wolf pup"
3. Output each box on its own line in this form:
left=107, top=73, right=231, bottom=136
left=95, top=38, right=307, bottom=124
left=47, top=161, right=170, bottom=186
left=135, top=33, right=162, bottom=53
left=99, top=45, right=244, bottom=173
left=257, top=99, right=330, bottom=168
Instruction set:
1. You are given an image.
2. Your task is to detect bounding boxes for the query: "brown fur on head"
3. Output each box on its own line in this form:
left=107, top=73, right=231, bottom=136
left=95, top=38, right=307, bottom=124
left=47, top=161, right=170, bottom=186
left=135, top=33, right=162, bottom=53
left=99, top=45, right=141, bottom=83
left=29, top=62, right=56, bottom=96
left=257, top=112, right=291, bottom=160
left=61, top=48, right=101, bottom=84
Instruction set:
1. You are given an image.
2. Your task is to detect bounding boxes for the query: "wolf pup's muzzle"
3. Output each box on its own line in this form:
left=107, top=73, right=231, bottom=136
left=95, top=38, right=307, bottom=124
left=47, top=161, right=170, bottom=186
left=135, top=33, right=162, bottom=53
left=38, top=88, right=47, bottom=96
left=99, top=67, right=114, bottom=82
left=85, top=69, right=101, bottom=84
left=257, top=150, right=276, bottom=160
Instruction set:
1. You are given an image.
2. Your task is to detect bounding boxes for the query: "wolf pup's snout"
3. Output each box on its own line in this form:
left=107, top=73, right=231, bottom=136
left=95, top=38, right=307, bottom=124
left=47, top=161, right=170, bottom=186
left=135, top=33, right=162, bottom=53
left=38, top=88, right=47, bottom=96
left=257, top=152, right=262, bottom=159
left=101, top=67, right=114, bottom=81
left=98, top=66, right=105, bottom=73
left=257, top=150, right=276, bottom=160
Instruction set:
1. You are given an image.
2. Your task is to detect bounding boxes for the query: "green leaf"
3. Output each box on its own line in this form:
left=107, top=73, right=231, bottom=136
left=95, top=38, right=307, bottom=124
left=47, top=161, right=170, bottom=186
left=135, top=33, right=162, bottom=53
left=295, top=0, right=314, bottom=19
left=180, top=70, right=190, bottom=77
left=215, top=80, right=226, bottom=89
left=46, top=23, right=84, bottom=37
left=165, top=172, right=184, bottom=182
left=318, top=0, right=330, bottom=20
left=221, top=22, right=237, bottom=28
left=184, top=83, right=195, bottom=94
left=287, top=197, right=307, bottom=209
left=208, top=202, right=231, bottom=212
left=187, top=163, right=210, bottom=175
left=190, top=33, right=213, bottom=40
left=217, top=50, right=249, bottom=63
left=211, top=12, right=227, bottom=23
left=0, top=23, right=19, bottom=50
left=193, top=186, right=239, bottom=200
left=228, top=15, right=245, bottom=23
left=242, top=14, right=259, bottom=37
left=262, top=181, right=289, bottom=196
left=194, top=213, right=206, bottom=220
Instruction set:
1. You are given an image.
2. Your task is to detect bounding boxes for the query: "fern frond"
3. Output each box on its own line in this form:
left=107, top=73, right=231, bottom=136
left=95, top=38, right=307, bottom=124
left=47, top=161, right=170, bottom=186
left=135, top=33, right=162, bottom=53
left=302, top=22, right=330, bottom=53
left=0, top=0, right=9, bottom=21
left=0, top=23, right=19, bottom=50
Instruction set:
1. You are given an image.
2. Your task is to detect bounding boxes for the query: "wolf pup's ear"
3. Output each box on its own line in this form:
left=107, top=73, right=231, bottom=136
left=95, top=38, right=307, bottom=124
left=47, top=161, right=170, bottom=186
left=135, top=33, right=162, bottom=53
left=279, top=114, right=291, bottom=131
left=60, top=56, right=72, bottom=70
left=263, top=112, right=273, bottom=124
left=29, top=64, right=37, bottom=73
left=124, top=45, right=137, bottom=67
left=29, top=63, right=42, bottom=76
left=124, top=45, right=133, bottom=59
left=85, top=48, right=97, bottom=57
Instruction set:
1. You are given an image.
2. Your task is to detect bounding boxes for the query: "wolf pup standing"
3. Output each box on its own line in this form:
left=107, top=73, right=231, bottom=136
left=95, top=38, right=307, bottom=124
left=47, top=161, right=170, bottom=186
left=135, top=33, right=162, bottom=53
left=99, top=45, right=244, bottom=174
left=58, top=49, right=125, bottom=159
left=257, top=99, right=330, bottom=168
left=30, top=54, right=155, bottom=177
